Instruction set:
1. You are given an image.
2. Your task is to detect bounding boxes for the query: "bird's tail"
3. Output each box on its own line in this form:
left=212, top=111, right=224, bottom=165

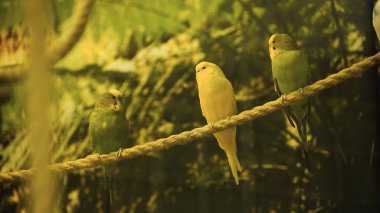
left=302, top=150, right=311, bottom=173
left=215, top=128, right=242, bottom=185
left=226, top=151, right=242, bottom=185
left=104, top=174, right=112, bottom=213
left=104, top=165, right=117, bottom=213
left=295, top=116, right=311, bottom=172
left=298, top=126, right=308, bottom=152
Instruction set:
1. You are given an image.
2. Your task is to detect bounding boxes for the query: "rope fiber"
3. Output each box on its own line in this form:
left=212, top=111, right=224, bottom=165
left=0, top=52, right=379, bottom=183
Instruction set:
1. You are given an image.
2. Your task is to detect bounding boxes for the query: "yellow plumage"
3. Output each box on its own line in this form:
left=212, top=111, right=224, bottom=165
left=195, top=61, right=242, bottom=185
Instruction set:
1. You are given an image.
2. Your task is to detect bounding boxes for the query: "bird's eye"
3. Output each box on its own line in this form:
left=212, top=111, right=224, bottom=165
left=202, top=66, right=206, bottom=69
left=272, top=40, right=276, bottom=44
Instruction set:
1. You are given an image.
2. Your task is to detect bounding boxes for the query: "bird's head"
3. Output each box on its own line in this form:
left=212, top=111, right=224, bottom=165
left=195, top=61, right=225, bottom=77
left=95, top=89, right=123, bottom=112
left=268, top=34, right=297, bottom=60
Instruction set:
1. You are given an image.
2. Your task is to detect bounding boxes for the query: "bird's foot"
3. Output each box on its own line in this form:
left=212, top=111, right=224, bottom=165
left=226, top=116, right=231, bottom=121
left=281, top=94, right=287, bottom=104
left=208, top=122, right=215, bottom=129
left=117, top=148, right=123, bottom=158
left=298, top=88, right=304, bottom=95
left=96, top=153, right=102, bottom=164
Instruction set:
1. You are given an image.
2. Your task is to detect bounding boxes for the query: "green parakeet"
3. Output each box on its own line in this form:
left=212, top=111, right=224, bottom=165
left=195, top=61, right=242, bottom=185
left=89, top=89, right=129, bottom=210
left=268, top=34, right=311, bottom=170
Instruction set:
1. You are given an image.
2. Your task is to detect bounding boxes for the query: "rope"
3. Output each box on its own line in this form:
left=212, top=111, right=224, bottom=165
left=46, top=0, right=95, bottom=65
left=0, top=52, right=379, bottom=183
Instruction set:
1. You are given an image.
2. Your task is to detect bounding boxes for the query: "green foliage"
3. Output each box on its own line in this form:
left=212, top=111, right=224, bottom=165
left=0, top=0, right=378, bottom=212
left=0, top=0, right=23, bottom=28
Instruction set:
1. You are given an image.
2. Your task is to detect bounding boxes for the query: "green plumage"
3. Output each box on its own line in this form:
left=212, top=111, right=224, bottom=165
left=272, top=50, right=310, bottom=146
left=269, top=34, right=311, bottom=170
left=272, top=51, right=310, bottom=97
left=89, top=107, right=128, bottom=175
left=88, top=89, right=129, bottom=210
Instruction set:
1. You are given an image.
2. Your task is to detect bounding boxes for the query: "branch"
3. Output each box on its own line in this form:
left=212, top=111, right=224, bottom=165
left=237, top=0, right=270, bottom=35
left=329, top=0, right=348, bottom=67
left=46, top=0, right=95, bottom=65
left=0, top=0, right=95, bottom=82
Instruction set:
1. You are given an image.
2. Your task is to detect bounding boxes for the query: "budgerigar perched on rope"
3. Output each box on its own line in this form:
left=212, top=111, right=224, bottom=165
left=195, top=61, right=242, bottom=185
left=268, top=34, right=311, bottom=171
left=89, top=89, right=129, bottom=211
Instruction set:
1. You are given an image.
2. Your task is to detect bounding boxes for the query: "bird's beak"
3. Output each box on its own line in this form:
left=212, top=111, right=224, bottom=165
left=113, top=100, right=122, bottom=111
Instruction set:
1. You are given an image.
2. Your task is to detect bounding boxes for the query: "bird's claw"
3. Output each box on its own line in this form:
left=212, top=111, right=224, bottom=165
left=117, top=148, right=123, bottom=158
left=281, top=94, right=287, bottom=104
left=96, top=153, right=102, bottom=164
left=208, top=122, right=215, bottom=129
left=226, top=116, right=231, bottom=121
left=298, top=88, right=304, bottom=95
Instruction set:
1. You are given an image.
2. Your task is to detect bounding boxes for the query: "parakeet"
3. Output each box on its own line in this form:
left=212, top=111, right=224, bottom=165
left=89, top=88, right=129, bottom=210
left=268, top=34, right=311, bottom=170
left=195, top=61, right=242, bottom=185
left=373, top=1, right=380, bottom=41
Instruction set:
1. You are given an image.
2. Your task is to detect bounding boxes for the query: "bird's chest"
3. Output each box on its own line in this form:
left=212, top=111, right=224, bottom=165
left=197, top=76, right=226, bottom=96
left=275, top=68, right=303, bottom=94
left=98, top=115, right=117, bottom=130
left=274, top=67, right=293, bottom=82
left=273, top=53, right=308, bottom=93
left=273, top=59, right=295, bottom=81
left=90, top=112, right=123, bottom=138
left=89, top=111, right=126, bottom=153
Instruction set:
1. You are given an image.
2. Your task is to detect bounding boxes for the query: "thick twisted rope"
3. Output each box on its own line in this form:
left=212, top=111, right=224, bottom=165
left=0, top=53, right=379, bottom=183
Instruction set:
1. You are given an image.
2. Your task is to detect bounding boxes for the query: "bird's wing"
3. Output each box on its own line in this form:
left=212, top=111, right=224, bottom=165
left=215, top=79, right=237, bottom=118
left=295, top=52, right=312, bottom=122
left=227, top=80, right=238, bottom=115
left=304, top=64, right=312, bottom=122
left=88, top=111, right=98, bottom=150
left=200, top=78, right=237, bottom=122
left=200, top=97, right=206, bottom=117
left=274, top=78, right=296, bottom=128
left=272, top=51, right=309, bottom=92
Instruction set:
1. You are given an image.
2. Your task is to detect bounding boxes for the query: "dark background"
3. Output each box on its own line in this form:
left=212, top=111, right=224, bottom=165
left=0, top=0, right=379, bottom=212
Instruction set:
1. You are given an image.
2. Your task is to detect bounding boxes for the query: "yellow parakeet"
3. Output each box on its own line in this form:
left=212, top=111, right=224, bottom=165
left=195, top=61, right=242, bottom=185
